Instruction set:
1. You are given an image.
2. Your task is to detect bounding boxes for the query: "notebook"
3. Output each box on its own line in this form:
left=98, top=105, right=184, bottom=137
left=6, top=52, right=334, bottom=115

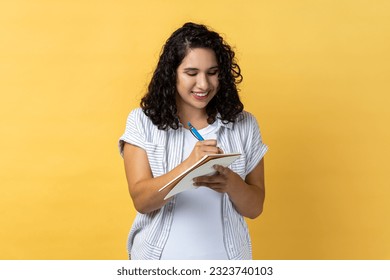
left=159, top=153, right=241, bottom=200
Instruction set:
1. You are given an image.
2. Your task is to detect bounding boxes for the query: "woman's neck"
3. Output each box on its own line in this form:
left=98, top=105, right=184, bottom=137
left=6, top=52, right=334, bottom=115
left=177, top=109, right=209, bottom=129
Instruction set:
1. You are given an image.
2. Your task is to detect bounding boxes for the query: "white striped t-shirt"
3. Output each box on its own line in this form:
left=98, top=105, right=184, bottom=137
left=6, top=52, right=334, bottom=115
left=119, top=108, right=268, bottom=260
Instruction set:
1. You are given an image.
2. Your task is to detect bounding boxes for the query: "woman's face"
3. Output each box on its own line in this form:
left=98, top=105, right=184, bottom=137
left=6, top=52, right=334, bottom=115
left=175, top=48, right=219, bottom=115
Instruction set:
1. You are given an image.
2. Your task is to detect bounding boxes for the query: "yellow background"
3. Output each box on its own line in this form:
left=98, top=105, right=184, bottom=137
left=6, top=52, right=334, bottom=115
left=1, top=0, right=389, bottom=259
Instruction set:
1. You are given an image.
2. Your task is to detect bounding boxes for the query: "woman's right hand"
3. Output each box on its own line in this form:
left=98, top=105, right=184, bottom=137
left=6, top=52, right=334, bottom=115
left=185, top=139, right=223, bottom=166
left=123, top=140, right=222, bottom=214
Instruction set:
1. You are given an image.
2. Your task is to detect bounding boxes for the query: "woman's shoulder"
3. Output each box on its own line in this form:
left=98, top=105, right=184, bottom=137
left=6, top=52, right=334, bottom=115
left=227, top=111, right=262, bottom=138
left=127, top=108, right=153, bottom=125
left=235, top=110, right=258, bottom=126
left=125, top=107, right=159, bottom=134
left=128, top=107, right=146, bottom=120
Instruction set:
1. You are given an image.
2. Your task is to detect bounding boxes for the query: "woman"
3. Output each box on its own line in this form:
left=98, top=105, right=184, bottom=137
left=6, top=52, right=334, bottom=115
left=119, top=22, right=268, bottom=260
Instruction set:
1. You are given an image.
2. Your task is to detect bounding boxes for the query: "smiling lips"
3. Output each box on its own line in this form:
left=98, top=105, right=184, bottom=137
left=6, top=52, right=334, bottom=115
left=192, top=91, right=210, bottom=99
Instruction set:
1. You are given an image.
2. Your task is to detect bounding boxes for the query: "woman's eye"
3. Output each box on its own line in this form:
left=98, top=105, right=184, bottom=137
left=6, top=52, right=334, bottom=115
left=208, top=71, right=218, bottom=76
left=186, top=72, right=197, bottom=76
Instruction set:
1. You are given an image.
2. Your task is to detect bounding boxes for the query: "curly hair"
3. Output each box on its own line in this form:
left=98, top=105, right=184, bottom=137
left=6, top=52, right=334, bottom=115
left=141, top=22, right=244, bottom=130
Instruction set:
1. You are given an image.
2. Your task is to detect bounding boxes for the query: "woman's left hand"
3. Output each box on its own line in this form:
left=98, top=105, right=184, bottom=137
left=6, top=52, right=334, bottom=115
left=192, top=159, right=265, bottom=219
left=193, top=165, right=244, bottom=193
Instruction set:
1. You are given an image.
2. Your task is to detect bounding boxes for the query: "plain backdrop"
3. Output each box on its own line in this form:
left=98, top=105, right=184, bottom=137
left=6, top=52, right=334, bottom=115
left=1, top=0, right=389, bottom=259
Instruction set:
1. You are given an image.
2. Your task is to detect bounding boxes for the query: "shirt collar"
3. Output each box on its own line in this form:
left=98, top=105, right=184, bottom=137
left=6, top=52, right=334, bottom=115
left=216, top=114, right=234, bottom=129
left=175, top=114, right=234, bottom=130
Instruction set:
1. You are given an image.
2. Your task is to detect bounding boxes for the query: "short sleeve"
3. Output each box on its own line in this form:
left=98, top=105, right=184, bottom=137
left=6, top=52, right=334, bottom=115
left=118, top=109, right=147, bottom=157
left=244, top=113, right=268, bottom=174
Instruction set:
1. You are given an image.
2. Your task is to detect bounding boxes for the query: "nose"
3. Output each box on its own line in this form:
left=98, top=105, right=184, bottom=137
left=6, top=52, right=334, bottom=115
left=196, top=73, right=209, bottom=90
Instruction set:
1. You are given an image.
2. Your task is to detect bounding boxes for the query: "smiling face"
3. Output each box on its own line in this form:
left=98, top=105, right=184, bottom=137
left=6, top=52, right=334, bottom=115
left=175, top=48, right=219, bottom=117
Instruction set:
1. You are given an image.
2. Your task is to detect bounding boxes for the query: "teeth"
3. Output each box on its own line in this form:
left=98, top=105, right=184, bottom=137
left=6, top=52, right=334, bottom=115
left=193, top=91, right=209, bottom=97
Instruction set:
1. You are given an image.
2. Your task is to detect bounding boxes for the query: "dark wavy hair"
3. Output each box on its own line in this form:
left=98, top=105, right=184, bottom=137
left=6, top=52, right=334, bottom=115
left=141, top=22, right=243, bottom=130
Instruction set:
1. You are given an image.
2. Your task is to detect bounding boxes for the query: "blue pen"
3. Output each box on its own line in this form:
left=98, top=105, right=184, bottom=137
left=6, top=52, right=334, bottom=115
left=188, top=122, right=204, bottom=141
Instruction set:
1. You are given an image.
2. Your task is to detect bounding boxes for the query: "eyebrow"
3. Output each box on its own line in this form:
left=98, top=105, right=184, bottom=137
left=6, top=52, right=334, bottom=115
left=183, top=66, right=219, bottom=71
